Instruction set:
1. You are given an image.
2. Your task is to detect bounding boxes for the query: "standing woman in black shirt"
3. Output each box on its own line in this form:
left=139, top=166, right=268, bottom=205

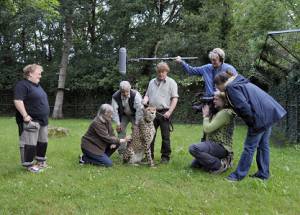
left=14, top=64, right=50, bottom=173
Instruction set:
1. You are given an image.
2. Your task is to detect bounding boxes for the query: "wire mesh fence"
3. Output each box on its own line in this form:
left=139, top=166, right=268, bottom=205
left=0, top=86, right=201, bottom=124
left=0, top=89, right=111, bottom=119
left=255, top=29, right=300, bottom=143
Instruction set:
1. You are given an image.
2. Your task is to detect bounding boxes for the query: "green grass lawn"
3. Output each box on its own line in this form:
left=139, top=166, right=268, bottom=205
left=0, top=117, right=299, bottom=215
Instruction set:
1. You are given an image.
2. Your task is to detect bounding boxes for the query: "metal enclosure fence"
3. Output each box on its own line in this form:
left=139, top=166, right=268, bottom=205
left=256, top=29, right=300, bottom=143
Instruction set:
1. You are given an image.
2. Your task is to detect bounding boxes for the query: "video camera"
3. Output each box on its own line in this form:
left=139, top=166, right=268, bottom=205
left=192, top=92, right=214, bottom=113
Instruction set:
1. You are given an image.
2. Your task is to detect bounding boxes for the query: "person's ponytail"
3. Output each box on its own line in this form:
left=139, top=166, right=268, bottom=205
left=214, top=70, right=234, bottom=85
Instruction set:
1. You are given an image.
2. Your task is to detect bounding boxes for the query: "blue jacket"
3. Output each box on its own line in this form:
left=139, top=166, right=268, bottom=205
left=225, top=75, right=286, bottom=133
left=181, top=61, right=237, bottom=96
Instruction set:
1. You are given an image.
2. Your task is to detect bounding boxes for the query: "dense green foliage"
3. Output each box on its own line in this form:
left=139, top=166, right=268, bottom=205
left=0, top=0, right=299, bottom=124
left=1, top=0, right=299, bottom=92
left=0, top=117, right=299, bottom=214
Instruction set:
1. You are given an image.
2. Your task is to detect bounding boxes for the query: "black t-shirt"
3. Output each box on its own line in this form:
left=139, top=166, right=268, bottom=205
left=14, top=79, right=50, bottom=126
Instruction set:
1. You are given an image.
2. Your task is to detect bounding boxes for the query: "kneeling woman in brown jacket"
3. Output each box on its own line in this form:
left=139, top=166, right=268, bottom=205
left=80, top=104, right=129, bottom=167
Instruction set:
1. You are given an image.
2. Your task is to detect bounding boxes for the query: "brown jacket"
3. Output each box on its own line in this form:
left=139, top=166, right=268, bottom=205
left=81, top=116, right=120, bottom=155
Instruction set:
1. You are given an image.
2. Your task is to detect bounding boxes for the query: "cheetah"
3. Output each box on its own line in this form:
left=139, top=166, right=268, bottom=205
left=123, top=106, right=156, bottom=167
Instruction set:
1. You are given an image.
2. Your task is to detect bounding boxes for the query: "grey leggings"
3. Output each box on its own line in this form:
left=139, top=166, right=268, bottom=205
left=189, top=141, right=228, bottom=171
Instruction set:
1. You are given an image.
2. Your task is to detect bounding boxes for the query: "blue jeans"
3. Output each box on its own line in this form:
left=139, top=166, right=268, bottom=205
left=228, top=127, right=272, bottom=180
left=81, top=147, right=116, bottom=167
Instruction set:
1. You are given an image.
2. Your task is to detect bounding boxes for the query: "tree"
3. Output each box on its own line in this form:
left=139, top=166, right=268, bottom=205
left=52, top=0, right=74, bottom=118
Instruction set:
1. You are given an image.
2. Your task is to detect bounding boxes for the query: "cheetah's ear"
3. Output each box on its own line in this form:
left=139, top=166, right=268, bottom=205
left=142, top=102, right=148, bottom=109
left=143, top=107, right=147, bottom=114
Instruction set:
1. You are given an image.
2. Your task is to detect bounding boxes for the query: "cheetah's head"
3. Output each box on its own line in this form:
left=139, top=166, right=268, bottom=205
left=143, top=106, right=156, bottom=122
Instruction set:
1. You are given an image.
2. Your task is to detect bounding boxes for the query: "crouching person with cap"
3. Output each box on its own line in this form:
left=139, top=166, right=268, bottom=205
left=80, top=104, right=130, bottom=167
left=14, top=64, right=50, bottom=173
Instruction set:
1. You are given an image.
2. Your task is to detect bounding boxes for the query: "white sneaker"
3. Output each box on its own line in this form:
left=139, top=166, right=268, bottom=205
left=79, top=155, right=85, bottom=165
left=27, top=165, right=41, bottom=173
left=37, top=161, right=48, bottom=169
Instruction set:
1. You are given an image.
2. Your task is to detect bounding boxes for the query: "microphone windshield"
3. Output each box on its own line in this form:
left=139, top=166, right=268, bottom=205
left=119, top=47, right=126, bottom=76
